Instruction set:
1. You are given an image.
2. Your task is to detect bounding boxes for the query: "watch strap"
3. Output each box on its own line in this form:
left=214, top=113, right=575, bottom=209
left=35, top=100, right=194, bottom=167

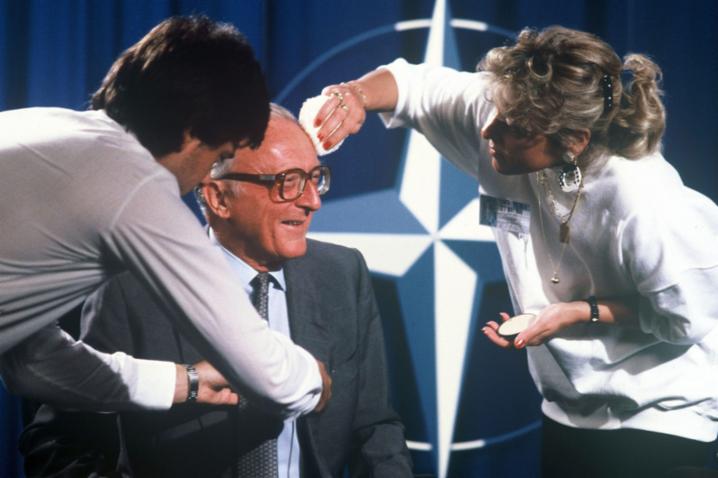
left=185, top=364, right=199, bottom=402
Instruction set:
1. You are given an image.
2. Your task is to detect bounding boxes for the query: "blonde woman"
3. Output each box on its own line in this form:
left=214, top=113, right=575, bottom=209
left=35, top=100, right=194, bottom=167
left=313, top=26, right=718, bottom=476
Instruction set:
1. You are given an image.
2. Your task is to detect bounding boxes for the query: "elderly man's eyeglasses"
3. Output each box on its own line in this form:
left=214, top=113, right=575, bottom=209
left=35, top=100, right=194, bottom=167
left=217, top=165, right=331, bottom=202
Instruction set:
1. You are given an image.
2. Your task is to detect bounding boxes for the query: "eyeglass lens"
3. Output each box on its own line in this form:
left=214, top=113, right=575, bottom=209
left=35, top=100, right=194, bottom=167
left=280, top=167, right=329, bottom=200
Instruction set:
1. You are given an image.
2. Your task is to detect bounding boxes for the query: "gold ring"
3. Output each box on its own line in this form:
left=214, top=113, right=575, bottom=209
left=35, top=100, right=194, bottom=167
left=341, top=104, right=349, bottom=112
left=332, top=91, right=344, bottom=102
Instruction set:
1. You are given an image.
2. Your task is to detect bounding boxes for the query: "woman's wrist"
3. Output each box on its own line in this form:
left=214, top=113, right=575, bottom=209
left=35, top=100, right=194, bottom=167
left=563, top=300, right=595, bottom=325
left=350, top=67, right=399, bottom=112
left=344, top=80, right=368, bottom=109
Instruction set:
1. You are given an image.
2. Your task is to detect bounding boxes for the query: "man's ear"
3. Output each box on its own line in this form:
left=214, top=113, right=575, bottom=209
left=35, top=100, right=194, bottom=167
left=181, top=131, right=203, bottom=155
left=202, top=181, right=232, bottom=219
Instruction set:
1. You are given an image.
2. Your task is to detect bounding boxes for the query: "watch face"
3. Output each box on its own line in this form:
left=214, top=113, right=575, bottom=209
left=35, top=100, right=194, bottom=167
left=497, top=313, right=536, bottom=339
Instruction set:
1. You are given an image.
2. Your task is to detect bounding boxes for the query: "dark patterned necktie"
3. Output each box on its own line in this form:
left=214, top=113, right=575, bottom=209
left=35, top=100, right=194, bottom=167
left=236, top=272, right=278, bottom=478
left=251, top=272, right=270, bottom=321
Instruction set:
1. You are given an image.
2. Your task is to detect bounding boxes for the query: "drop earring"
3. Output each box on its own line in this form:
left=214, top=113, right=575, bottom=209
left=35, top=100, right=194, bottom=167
left=558, top=152, right=582, bottom=193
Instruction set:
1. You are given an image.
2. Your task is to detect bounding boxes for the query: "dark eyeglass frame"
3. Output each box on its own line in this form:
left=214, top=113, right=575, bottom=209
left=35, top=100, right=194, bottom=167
left=217, top=165, right=331, bottom=202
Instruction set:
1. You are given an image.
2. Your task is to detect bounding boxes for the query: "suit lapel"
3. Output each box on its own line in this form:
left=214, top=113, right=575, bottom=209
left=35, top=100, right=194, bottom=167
left=284, top=254, right=332, bottom=478
left=284, top=256, right=330, bottom=363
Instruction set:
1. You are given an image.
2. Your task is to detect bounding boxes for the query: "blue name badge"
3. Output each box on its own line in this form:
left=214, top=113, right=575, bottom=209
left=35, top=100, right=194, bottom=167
left=479, top=194, right=531, bottom=236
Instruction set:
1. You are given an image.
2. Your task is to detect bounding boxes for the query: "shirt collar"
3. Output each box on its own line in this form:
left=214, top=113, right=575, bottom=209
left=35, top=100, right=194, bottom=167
left=208, top=227, right=286, bottom=291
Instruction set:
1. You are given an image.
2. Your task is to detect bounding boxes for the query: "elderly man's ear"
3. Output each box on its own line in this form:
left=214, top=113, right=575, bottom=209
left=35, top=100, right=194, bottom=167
left=201, top=181, right=232, bottom=219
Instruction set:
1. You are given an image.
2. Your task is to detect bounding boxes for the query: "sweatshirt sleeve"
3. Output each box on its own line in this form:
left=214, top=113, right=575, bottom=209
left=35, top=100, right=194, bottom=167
left=0, top=324, right=176, bottom=410
left=377, top=58, right=494, bottom=180
left=619, top=185, right=718, bottom=345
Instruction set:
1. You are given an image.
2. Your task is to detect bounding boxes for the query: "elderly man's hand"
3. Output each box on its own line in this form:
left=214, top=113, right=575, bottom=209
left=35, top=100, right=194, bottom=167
left=173, top=360, right=239, bottom=406
left=313, top=360, right=332, bottom=413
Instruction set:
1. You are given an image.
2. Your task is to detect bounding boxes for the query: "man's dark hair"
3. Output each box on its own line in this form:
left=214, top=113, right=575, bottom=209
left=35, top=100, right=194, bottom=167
left=91, top=15, right=269, bottom=157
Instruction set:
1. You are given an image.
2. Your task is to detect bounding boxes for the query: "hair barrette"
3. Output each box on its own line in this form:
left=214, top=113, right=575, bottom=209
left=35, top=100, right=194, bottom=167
left=600, top=74, right=613, bottom=114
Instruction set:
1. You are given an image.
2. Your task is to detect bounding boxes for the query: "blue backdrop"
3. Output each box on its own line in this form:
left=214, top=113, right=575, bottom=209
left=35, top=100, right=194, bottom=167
left=1, top=1, right=716, bottom=477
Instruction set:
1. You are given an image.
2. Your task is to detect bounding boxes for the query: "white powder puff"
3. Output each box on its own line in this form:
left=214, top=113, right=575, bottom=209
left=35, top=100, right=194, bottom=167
left=298, top=95, right=344, bottom=156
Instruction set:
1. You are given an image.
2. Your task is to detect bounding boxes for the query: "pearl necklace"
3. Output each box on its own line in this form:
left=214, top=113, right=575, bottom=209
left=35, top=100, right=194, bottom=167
left=536, top=169, right=584, bottom=284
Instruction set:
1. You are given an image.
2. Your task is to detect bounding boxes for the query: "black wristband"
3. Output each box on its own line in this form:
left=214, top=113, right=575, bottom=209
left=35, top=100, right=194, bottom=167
left=586, top=296, right=599, bottom=323
left=185, top=364, right=199, bottom=402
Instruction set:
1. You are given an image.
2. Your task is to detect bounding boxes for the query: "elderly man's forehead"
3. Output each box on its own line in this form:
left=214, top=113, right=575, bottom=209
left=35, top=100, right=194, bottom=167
left=209, top=111, right=316, bottom=178
left=242, top=116, right=313, bottom=159
left=266, top=114, right=310, bottom=142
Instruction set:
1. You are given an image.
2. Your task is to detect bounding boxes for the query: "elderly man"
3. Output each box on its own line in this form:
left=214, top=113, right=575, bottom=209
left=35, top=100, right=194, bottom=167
left=21, top=105, right=412, bottom=478
left=0, top=15, right=328, bottom=414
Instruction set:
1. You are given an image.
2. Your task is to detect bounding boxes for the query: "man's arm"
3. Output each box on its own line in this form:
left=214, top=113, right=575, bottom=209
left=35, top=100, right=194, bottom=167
left=18, top=272, right=240, bottom=477
left=19, top=272, right=244, bottom=477
left=18, top=276, right=140, bottom=477
left=0, top=276, right=238, bottom=410
left=0, top=325, right=176, bottom=410
left=349, top=250, right=413, bottom=476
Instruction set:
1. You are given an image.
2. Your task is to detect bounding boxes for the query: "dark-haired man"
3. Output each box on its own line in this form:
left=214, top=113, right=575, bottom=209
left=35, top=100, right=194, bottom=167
left=22, top=106, right=412, bottom=478
left=0, top=16, right=328, bottom=416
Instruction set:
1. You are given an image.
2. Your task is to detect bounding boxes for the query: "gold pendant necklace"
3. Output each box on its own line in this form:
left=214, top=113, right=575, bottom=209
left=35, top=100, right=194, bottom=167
left=536, top=169, right=584, bottom=284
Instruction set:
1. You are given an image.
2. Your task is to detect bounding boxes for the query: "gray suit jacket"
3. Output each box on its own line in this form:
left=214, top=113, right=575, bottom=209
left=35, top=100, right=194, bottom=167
left=21, top=240, right=412, bottom=477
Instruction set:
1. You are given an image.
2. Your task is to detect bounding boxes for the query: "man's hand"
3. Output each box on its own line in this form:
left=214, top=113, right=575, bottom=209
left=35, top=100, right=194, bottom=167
left=313, top=360, right=332, bottom=413
left=173, top=361, right=239, bottom=405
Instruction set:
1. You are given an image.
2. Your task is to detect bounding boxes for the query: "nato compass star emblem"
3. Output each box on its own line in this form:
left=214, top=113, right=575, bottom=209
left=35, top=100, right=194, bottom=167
left=281, top=1, right=542, bottom=476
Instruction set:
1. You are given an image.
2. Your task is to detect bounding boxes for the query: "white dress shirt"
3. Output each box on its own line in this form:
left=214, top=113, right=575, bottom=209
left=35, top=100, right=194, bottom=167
left=214, top=230, right=301, bottom=478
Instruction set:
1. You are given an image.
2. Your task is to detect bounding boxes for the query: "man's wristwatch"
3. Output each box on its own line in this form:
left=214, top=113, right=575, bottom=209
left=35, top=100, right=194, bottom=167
left=185, top=364, right=199, bottom=402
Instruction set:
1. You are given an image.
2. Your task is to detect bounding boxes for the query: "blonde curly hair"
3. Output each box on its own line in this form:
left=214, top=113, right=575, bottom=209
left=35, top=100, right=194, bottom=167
left=479, top=26, right=665, bottom=162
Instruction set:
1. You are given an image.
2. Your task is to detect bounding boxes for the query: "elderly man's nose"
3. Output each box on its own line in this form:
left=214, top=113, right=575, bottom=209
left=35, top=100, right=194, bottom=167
left=297, top=181, right=321, bottom=211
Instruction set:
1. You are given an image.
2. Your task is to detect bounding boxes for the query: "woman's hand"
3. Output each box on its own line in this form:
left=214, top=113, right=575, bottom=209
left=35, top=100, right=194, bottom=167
left=482, top=312, right=514, bottom=349
left=515, top=302, right=587, bottom=348
left=311, top=67, right=400, bottom=151
left=313, top=82, right=368, bottom=151
left=483, top=301, right=591, bottom=349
